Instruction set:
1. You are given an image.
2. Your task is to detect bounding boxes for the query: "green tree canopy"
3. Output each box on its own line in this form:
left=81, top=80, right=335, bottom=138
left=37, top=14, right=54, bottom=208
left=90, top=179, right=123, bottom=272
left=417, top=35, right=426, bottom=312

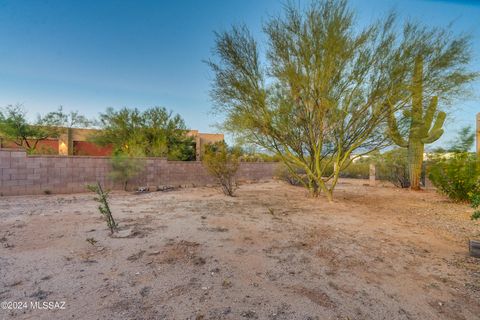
left=42, top=106, right=94, bottom=129
left=93, top=106, right=195, bottom=160
left=0, top=105, right=63, bottom=153
left=207, top=0, right=476, bottom=200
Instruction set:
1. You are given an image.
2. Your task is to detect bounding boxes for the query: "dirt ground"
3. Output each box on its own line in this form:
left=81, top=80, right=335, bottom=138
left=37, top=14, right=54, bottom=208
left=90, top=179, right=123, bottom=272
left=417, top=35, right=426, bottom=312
left=0, top=179, right=479, bottom=320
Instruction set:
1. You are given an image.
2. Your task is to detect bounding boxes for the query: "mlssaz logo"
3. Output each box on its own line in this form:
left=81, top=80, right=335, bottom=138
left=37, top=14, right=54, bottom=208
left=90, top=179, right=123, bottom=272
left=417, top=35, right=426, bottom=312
left=30, top=301, right=66, bottom=310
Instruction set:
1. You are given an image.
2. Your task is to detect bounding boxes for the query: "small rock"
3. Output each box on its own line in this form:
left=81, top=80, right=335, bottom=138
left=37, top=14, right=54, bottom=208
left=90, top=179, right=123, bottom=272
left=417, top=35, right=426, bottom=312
left=157, top=185, right=175, bottom=192
left=192, top=256, right=206, bottom=266
left=136, top=186, right=149, bottom=193
left=112, top=229, right=133, bottom=238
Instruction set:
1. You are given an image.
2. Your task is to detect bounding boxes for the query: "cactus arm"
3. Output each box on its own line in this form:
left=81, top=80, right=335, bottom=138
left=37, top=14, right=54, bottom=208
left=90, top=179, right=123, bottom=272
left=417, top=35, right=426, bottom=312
left=421, top=111, right=446, bottom=144
left=387, top=104, right=409, bottom=148
left=411, top=56, right=424, bottom=118
left=423, top=96, right=438, bottom=132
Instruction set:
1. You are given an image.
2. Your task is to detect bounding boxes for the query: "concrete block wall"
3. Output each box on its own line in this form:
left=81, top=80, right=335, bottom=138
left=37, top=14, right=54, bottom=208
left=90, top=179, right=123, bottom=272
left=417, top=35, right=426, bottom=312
left=0, top=149, right=279, bottom=196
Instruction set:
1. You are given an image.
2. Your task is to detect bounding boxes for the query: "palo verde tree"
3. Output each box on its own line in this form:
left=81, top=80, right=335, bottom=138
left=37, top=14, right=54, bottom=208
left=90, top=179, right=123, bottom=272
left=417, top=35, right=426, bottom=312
left=207, top=0, right=477, bottom=200
left=208, top=1, right=398, bottom=200
left=447, top=126, right=476, bottom=153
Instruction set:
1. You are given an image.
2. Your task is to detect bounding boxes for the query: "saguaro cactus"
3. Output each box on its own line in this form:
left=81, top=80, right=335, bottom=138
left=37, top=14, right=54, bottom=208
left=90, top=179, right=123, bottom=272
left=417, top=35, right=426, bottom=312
left=388, top=56, right=446, bottom=190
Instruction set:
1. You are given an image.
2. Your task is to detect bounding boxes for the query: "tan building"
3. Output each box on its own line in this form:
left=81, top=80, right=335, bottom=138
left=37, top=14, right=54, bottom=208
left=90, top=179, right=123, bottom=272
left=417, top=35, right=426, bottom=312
left=186, top=130, right=224, bottom=160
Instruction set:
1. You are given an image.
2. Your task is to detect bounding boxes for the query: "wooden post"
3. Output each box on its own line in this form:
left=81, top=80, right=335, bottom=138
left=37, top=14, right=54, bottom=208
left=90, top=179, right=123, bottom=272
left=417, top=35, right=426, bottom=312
left=476, top=113, right=480, bottom=156
left=369, top=163, right=376, bottom=186
left=470, top=240, right=480, bottom=258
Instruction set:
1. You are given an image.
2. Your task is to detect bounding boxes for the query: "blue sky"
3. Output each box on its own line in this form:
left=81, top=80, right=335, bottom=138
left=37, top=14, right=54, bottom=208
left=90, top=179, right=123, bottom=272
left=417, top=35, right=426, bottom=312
left=0, top=0, right=478, bottom=148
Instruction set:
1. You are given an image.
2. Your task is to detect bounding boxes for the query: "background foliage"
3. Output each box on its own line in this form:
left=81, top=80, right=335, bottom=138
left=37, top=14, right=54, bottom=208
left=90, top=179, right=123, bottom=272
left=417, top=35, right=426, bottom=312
left=93, top=106, right=195, bottom=160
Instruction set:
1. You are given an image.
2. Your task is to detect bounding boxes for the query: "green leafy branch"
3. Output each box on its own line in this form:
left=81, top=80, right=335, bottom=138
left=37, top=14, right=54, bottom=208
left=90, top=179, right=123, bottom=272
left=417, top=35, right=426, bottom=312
left=87, top=182, right=118, bottom=234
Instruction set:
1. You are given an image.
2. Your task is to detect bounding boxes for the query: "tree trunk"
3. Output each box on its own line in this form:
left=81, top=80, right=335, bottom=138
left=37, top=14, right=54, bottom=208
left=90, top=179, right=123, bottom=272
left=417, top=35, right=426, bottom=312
left=309, top=183, right=320, bottom=198
left=325, top=189, right=333, bottom=202
left=325, top=169, right=340, bottom=202
left=315, top=176, right=334, bottom=202
left=408, top=141, right=424, bottom=190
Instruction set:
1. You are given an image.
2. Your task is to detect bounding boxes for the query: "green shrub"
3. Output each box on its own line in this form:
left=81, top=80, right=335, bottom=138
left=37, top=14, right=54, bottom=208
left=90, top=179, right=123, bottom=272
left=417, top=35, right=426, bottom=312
left=471, top=193, right=480, bottom=220
left=275, top=163, right=307, bottom=186
left=375, top=148, right=410, bottom=188
left=428, top=152, right=479, bottom=202
left=109, top=154, right=145, bottom=191
left=203, top=142, right=240, bottom=196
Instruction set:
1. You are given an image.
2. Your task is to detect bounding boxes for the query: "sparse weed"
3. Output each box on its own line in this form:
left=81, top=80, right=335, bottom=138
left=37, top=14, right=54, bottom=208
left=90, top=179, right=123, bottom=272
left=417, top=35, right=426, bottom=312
left=87, top=182, right=118, bottom=234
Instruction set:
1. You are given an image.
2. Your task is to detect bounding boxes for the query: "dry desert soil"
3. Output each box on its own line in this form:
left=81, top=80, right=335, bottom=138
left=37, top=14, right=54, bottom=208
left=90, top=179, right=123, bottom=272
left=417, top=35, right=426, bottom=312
left=0, top=179, right=479, bottom=320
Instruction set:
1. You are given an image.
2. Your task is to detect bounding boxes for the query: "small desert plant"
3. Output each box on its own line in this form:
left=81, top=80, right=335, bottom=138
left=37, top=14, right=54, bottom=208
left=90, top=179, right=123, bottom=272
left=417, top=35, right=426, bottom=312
left=109, top=154, right=145, bottom=191
left=87, top=182, right=118, bottom=234
left=203, top=141, right=239, bottom=196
